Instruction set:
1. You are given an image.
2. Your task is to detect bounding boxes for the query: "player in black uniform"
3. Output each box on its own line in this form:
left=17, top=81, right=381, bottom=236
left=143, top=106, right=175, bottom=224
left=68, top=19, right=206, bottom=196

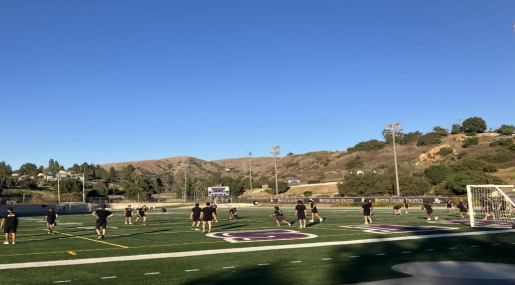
left=361, top=201, right=372, bottom=224
left=135, top=205, right=148, bottom=225
left=201, top=202, right=214, bottom=233
left=229, top=208, right=238, bottom=219
left=124, top=205, right=133, bottom=225
left=498, top=197, right=507, bottom=217
left=270, top=207, right=291, bottom=226
left=393, top=205, right=402, bottom=215
left=92, top=204, right=114, bottom=240
left=189, top=203, right=201, bottom=230
left=1, top=207, right=19, bottom=245
left=211, top=202, right=219, bottom=223
left=309, top=199, right=323, bottom=223
left=45, top=207, right=58, bottom=234
left=446, top=200, right=453, bottom=213
left=403, top=199, right=409, bottom=214
left=295, top=200, right=307, bottom=229
left=456, top=201, right=469, bottom=218
left=483, top=198, right=496, bottom=220
left=422, top=202, right=438, bottom=221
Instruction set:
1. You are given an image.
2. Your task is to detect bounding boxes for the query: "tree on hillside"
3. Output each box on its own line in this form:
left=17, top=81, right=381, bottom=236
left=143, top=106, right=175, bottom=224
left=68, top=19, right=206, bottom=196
left=108, top=167, right=117, bottom=181
left=0, top=161, right=13, bottom=176
left=445, top=170, right=503, bottom=195
left=397, top=176, right=431, bottom=195
left=424, top=164, right=451, bottom=185
left=347, top=140, right=386, bottom=153
left=337, top=173, right=392, bottom=196
left=462, top=117, right=487, bottom=133
left=497, top=125, right=515, bottom=136
left=18, top=163, right=39, bottom=176
left=416, top=133, right=442, bottom=146
left=451, top=124, right=462, bottom=134
left=433, top=126, right=449, bottom=137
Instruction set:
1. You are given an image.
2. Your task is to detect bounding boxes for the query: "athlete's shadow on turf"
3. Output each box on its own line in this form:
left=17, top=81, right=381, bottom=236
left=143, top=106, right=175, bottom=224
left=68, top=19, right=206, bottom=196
left=214, top=224, right=248, bottom=231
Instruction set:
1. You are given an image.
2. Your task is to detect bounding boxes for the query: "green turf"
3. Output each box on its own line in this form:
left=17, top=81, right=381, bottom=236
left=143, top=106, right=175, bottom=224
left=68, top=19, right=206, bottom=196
left=2, top=207, right=514, bottom=285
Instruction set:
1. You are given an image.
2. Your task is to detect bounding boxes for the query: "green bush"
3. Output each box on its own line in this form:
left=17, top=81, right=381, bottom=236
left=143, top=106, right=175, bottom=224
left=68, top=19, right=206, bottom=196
left=337, top=173, right=393, bottom=196
left=347, top=140, right=386, bottom=153
left=462, top=137, right=479, bottom=148
left=453, top=159, right=497, bottom=173
left=424, top=164, right=452, bottom=185
left=497, top=125, right=515, bottom=136
left=437, top=147, right=454, bottom=156
left=445, top=170, right=503, bottom=195
left=490, top=139, right=513, bottom=147
left=417, top=133, right=442, bottom=146
left=303, top=191, right=313, bottom=197
left=465, top=132, right=477, bottom=137
left=451, top=124, right=462, bottom=134
left=462, top=117, right=487, bottom=133
left=345, top=156, right=364, bottom=169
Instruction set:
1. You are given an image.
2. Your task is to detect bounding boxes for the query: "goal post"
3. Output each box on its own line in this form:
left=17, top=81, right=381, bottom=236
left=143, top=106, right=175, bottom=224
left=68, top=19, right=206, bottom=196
left=467, top=185, right=515, bottom=227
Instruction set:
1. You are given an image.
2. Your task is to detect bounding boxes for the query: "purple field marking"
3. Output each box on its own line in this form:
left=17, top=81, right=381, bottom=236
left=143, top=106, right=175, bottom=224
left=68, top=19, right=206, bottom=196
left=207, top=229, right=317, bottom=243
left=340, top=225, right=458, bottom=234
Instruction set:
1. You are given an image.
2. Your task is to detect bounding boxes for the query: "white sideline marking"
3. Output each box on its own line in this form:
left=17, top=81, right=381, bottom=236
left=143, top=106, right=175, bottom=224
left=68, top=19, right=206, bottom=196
left=350, top=256, right=360, bottom=258
left=144, top=272, right=160, bottom=275
left=54, top=281, right=71, bottom=283
left=449, top=247, right=458, bottom=249
left=321, top=258, right=332, bottom=260
left=291, top=261, right=302, bottom=263
left=402, top=251, right=411, bottom=254
left=258, top=263, right=269, bottom=266
left=471, top=246, right=479, bottom=248
left=2, top=229, right=513, bottom=270
left=223, top=266, right=235, bottom=269
left=185, top=269, right=199, bottom=272
left=101, top=276, right=116, bottom=279
left=376, top=253, right=386, bottom=256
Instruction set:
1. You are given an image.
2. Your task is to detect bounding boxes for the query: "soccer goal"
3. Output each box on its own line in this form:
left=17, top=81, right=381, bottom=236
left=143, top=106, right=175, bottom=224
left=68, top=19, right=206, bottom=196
left=467, top=185, right=515, bottom=227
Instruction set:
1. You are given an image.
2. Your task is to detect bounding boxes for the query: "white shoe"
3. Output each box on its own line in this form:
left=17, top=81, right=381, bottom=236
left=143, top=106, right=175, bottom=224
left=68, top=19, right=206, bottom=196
left=12, top=242, right=15, bottom=244
left=288, top=223, right=292, bottom=227
left=435, top=217, right=439, bottom=221
left=320, top=219, right=323, bottom=222
left=125, top=222, right=127, bottom=225
left=309, top=219, right=314, bottom=223
left=364, top=222, right=368, bottom=224
left=129, top=222, right=132, bottom=224
left=427, top=218, right=431, bottom=221
left=3, top=242, right=8, bottom=245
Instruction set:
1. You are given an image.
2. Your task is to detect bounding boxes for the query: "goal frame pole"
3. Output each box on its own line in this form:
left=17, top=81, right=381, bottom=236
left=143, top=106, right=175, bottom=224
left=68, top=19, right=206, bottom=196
left=467, top=185, right=515, bottom=228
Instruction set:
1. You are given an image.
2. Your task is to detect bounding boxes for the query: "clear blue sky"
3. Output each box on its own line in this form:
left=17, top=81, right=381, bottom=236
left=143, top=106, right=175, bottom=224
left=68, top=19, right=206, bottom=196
left=1, top=0, right=514, bottom=170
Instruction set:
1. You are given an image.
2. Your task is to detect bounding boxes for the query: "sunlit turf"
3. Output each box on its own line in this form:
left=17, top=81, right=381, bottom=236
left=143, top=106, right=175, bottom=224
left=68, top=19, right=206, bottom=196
left=2, top=206, right=514, bottom=285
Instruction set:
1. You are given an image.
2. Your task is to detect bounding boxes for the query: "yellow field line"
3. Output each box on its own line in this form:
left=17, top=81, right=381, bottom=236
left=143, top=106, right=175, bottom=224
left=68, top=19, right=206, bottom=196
left=54, top=231, right=129, bottom=249
left=67, top=251, right=77, bottom=256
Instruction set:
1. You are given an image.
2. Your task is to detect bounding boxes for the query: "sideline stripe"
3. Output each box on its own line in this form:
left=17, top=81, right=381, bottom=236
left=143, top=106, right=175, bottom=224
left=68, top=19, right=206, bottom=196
left=54, top=231, right=129, bottom=249
left=1, top=229, right=513, bottom=270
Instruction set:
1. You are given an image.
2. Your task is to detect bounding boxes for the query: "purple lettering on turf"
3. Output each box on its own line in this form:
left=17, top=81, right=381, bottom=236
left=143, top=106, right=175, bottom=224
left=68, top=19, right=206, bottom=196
left=206, top=230, right=317, bottom=243
left=340, top=225, right=457, bottom=234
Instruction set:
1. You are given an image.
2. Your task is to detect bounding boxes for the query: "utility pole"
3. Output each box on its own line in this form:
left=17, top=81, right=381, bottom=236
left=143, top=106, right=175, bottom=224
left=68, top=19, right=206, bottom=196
left=384, top=122, right=403, bottom=197
left=270, top=146, right=280, bottom=197
left=57, top=174, right=61, bottom=204
left=82, top=173, right=85, bottom=203
left=182, top=164, right=189, bottom=203
left=247, top=151, right=253, bottom=198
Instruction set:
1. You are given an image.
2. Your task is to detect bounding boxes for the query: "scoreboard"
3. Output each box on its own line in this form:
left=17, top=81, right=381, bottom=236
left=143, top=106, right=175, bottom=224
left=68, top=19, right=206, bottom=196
left=208, top=186, right=230, bottom=197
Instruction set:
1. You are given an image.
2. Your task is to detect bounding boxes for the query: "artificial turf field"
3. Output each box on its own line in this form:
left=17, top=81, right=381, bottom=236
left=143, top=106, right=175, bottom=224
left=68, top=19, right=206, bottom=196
left=2, top=206, right=515, bottom=285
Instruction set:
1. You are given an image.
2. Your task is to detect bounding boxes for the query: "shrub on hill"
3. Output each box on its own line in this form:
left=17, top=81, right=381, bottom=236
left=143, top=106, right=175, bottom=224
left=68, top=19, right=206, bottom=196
left=462, top=117, right=487, bottom=133
left=462, top=137, right=479, bottom=148
left=490, top=139, right=514, bottom=147
left=444, top=170, right=504, bottom=195
left=337, top=173, right=392, bottom=196
left=347, top=140, right=386, bottom=153
left=453, top=158, right=497, bottom=173
left=345, top=156, right=363, bottom=169
left=451, top=124, right=462, bottom=134
left=433, top=126, right=449, bottom=137
left=437, top=147, right=454, bottom=157
left=497, top=124, right=515, bottom=136
left=396, top=176, right=431, bottom=195
left=424, top=164, right=451, bottom=185
left=416, top=132, right=442, bottom=146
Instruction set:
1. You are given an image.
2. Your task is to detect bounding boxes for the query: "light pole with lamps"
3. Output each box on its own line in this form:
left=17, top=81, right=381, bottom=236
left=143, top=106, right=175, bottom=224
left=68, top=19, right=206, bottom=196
left=247, top=151, right=253, bottom=198
left=383, top=122, right=403, bottom=197
left=270, top=146, right=280, bottom=197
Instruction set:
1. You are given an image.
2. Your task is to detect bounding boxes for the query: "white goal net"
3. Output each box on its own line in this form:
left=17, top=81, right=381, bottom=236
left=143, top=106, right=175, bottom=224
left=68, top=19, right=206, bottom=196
left=467, top=185, right=515, bottom=227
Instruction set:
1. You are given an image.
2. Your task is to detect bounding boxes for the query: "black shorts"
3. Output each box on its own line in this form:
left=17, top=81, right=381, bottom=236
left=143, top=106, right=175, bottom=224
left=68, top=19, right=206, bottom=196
left=363, top=211, right=371, bottom=216
left=47, top=219, right=56, bottom=225
left=276, top=215, right=285, bottom=221
left=96, top=220, right=107, bottom=229
left=404, top=205, right=409, bottom=208
left=427, top=210, right=433, bottom=215
left=138, top=214, right=146, bottom=217
left=3, top=225, right=17, bottom=234
left=192, top=216, right=200, bottom=222
left=125, top=214, right=132, bottom=218
left=297, top=214, right=306, bottom=220
left=311, top=208, right=318, bottom=214
left=203, top=216, right=213, bottom=222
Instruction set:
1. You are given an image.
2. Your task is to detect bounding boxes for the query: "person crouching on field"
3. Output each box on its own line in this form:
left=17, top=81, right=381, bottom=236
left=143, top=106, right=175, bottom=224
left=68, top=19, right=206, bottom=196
left=46, top=207, right=58, bottom=234
left=229, top=208, right=238, bottom=219
left=456, top=202, right=469, bottom=218
left=271, top=207, right=291, bottom=227
left=422, top=202, right=438, bottom=221
left=135, top=205, right=148, bottom=225
left=1, top=207, right=19, bottom=245
left=393, top=205, right=402, bottom=215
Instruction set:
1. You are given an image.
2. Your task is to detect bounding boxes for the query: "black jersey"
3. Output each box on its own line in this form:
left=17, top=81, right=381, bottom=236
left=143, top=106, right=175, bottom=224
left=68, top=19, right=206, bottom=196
left=422, top=204, right=433, bottom=212
left=138, top=208, right=147, bottom=216
left=125, top=207, right=133, bottom=216
left=202, top=207, right=214, bottom=218
left=295, top=204, right=306, bottom=213
left=446, top=201, right=452, bottom=208
left=458, top=204, right=467, bottom=212
left=3, top=212, right=19, bottom=226
left=404, top=201, right=409, bottom=207
left=211, top=205, right=218, bottom=213
left=95, top=209, right=112, bottom=222
left=274, top=209, right=284, bottom=216
left=362, top=203, right=372, bottom=213
left=191, top=207, right=201, bottom=217
left=310, top=203, right=317, bottom=210
left=229, top=208, right=236, bottom=214
left=46, top=211, right=57, bottom=221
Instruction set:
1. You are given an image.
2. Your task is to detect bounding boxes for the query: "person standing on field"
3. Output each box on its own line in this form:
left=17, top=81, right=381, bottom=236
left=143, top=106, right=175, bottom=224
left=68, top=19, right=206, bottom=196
left=309, top=199, right=323, bottom=223
left=45, top=207, right=58, bottom=234
left=1, top=207, right=18, bottom=245
left=361, top=200, right=372, bottom=224
left=92, top=204, right=114, bottom=240
left=295, top=200, right=307, bottom=229
left=124, top=205, right=133, bottom=225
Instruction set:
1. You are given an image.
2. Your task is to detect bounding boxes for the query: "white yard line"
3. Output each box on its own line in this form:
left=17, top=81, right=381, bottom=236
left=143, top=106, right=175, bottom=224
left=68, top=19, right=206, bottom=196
left=144, top=272, right=160, bottom=275
left=257, top=263, right=270, bottom=266
left=54, top=281, right=71, bottom=283
left=321, top=258, right=332, bottom=260
left=185, top=269, right=199, bottom=272
left=223, top=266, right=235, bottom=269
left=1, top=229, right=513, bottom=270
left=100, top=276, right=116, bottom=279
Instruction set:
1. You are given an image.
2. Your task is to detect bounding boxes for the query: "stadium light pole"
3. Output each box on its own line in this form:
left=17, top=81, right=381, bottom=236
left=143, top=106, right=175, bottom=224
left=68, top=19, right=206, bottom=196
left=384, top=122, right=403, bottom=197
left=57, top=174, right=61, bottom=204
left=247, top=151, right=253, bottom=198
left=182, top=164, right=189, bottom=203
left=270, top=146, right=280, bottom=197
left=82, top=173, right=85, bottom=203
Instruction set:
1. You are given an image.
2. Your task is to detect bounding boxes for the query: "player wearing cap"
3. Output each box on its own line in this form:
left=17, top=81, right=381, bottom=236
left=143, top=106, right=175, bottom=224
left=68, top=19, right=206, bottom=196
left=361, top=200, right=372, bottom=224
left=45, top=207, right=58, bottom=234
left=1, top=207, right=19, bottom=244
left=201, top=202, right=215, bottom=233
left=124, top=205, right=133, bottom=225
left=135, top=205, right=148, bottom=225
left=190, top=203, right=201, bottom=230
left=270, top=207, right=291, bottom=227
left=309, top=199, right=323, bottom=223
left=92, top=204, right=114, bottom=240
left=422, top=202, right=438, bottom=221
left=403, top=199, right=409, bottom=214
left=295, top=200, right=307, bottom=229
